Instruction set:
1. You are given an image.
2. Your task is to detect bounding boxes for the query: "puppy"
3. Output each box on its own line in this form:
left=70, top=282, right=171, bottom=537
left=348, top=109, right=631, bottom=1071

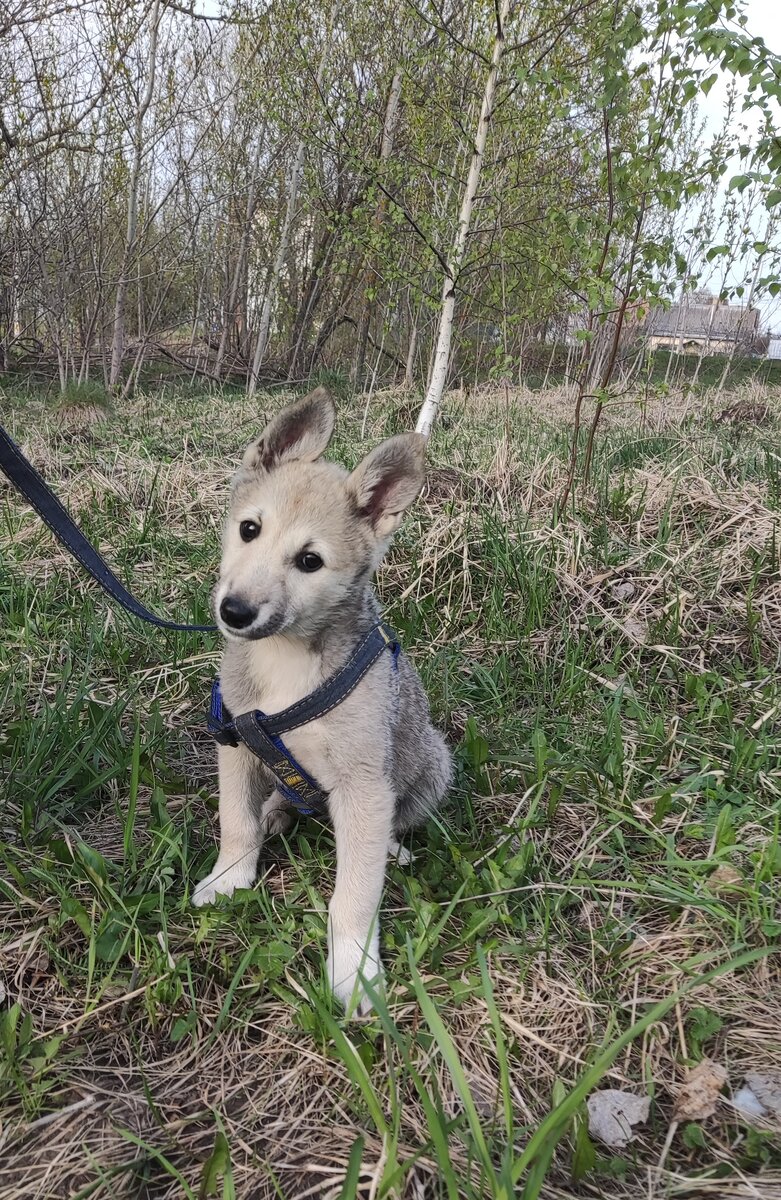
left=192, top=388, right=452, bottom=1013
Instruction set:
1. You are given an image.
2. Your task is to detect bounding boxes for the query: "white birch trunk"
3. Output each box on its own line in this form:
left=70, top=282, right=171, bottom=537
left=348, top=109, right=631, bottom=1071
left=109, top=0, right=160, bottom=388
left=415, top=0, right=511, bottom=438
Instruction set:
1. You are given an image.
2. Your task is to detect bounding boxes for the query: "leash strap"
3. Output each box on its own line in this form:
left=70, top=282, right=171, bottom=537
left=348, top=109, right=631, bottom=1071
left=0, top=423, right=215, bottom=632
left=208, top=622, right=401, bottom=815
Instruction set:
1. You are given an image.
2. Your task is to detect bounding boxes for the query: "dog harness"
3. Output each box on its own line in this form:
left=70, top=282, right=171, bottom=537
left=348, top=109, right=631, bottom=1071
left=208, top=622, right=401, bottom=816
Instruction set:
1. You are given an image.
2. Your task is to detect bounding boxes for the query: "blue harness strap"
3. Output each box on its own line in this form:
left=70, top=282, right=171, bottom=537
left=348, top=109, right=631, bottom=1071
left=207, top=622, right=401, bottom=816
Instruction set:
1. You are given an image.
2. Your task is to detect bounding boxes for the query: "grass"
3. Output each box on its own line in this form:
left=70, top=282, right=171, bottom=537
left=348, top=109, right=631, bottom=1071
left=1, top=375, right=780, bottom=1199
left=48, top=380, right=114, bottom=431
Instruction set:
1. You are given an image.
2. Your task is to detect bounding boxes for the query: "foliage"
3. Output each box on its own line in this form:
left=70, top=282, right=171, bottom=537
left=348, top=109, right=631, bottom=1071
left=0, top=0, right=778, bottom=411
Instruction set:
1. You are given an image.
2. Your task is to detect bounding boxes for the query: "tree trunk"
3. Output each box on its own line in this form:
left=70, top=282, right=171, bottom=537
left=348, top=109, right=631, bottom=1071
left=286, top=221, right=339, bottom=378
left=215, top=130, right=266, bottom=378
left=109, top=0, right=160, bottom=390
left=247, top=138, right=306, bottom=395
left=415, top=0, right=510, bottom=439
left=248, top=53, right=328, bottom=396
left=352, top=67, right=403, bottom=392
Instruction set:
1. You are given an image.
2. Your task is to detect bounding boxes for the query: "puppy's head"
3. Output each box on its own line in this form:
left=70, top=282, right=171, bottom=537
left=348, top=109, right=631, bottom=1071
left=215, top=387, right=426, bottom=640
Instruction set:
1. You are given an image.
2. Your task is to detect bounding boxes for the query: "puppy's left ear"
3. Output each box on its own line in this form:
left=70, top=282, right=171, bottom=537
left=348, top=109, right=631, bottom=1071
left=348, top=433, right=426, bottom=539
left=243, top=386, right=336, bottom=471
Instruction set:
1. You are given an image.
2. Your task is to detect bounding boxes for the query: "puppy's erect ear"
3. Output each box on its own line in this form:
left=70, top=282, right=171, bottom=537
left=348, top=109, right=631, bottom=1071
left=348, top=433, right=426, bottom=539
left=243, top=387, right=336, bottom=471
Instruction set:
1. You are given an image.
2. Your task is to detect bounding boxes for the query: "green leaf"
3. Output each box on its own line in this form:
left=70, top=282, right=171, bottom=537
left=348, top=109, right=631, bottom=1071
left=171, top=1011, right=197, bottom=1043
left=572, top=1111, right=596, bottom=1182
left=682, top=1121, right=708, bottom=1149
left=61, top=895, right=92, bottom=938
left=76, top=842, right=108, bottom=883
left=337, top=1137, right=365, bottom=1200
left=199, top=1130, right=234, bottom=1200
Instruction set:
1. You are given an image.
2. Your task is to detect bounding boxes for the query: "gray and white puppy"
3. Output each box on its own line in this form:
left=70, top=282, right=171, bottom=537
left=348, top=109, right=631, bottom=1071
left=192, top=387, right=452, bottom=1014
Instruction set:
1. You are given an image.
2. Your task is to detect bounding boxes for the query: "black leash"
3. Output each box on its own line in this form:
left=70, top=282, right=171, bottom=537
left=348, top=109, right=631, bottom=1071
left=0, top=423, right=215, bottom=632
left=1, top=422, right=407, bottom=818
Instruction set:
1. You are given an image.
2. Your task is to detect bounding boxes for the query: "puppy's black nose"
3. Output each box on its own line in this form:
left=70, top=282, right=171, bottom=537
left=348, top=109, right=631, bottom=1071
left=219, top=596, right=256, bottom=629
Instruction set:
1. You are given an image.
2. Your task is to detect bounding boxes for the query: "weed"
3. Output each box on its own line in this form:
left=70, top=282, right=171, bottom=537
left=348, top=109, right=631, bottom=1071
left=1, top=379, right=780, bottom=1197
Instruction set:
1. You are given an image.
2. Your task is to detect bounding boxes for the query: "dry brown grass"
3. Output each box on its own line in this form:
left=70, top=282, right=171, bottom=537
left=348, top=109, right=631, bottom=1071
left=1, top=380, right=780, bottom=1198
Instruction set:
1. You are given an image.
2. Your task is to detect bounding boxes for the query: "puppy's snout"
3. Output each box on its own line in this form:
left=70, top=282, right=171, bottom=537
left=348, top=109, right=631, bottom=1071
left=219, top=595, right=257, bottom=630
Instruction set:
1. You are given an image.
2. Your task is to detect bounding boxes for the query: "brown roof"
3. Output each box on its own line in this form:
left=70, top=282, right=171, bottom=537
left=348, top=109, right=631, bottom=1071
left=645, top=303, right=759, bottom=340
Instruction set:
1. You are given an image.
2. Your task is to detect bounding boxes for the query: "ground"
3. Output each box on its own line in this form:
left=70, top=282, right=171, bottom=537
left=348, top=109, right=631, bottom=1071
left=1, top=376, right=780, bottom=1199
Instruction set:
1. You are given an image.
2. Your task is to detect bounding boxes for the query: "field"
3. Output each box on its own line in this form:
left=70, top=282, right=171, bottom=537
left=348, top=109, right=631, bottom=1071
left=1, top=377, right=780, bottom=1199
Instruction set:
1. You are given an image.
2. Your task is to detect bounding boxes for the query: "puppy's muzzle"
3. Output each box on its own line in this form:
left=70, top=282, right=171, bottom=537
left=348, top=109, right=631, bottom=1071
left=219, top=595, right=256, bottom=630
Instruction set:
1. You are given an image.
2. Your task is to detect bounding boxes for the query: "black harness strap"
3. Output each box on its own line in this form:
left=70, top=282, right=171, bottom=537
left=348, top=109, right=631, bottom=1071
left=262, top=622, right=399, bottom=735
left=232, top=714, right=328, bottom=814
left=0, top=423, right=215, bottom=632
left=208, top=622, right=401, bottom=815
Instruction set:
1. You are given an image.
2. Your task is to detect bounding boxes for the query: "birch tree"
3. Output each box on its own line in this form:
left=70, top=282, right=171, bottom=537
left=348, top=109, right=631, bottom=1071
left=415, top=0, right=511, bottom=439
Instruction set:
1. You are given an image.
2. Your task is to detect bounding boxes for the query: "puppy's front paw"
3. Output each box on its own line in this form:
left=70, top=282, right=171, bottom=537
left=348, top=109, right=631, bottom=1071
left=327, top=931, right=383, bottom=1016
left=191, top=861, right=256, bottom=907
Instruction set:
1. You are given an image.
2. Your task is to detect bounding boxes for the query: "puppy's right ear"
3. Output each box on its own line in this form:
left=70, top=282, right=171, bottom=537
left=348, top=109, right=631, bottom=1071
left=243, top=387, right=336, bottom=471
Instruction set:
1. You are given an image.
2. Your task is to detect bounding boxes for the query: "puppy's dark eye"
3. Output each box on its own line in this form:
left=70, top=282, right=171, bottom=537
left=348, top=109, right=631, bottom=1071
left=296, top=550, right=324, bottom=573
left=239, top=519, right=261, bottom=542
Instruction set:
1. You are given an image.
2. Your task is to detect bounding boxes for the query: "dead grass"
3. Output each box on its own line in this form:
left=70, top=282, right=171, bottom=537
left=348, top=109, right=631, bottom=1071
left=1, top=380, right=780, bottom=1198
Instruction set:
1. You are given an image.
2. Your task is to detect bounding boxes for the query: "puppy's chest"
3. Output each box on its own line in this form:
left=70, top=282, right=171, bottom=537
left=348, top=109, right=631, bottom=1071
left=223, top=640, right=389, bottom=789
left=230, top=639, right=319, bottom=710
left=226, top=640, right=330, bottom=771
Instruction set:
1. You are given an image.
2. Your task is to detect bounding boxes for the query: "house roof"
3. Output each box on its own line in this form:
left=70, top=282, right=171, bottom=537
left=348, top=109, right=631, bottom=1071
left=645, top=303, right=759, bottom=339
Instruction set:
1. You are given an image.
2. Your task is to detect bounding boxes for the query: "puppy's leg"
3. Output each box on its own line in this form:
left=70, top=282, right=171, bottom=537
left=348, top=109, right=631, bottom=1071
left=192, top=744, right=264, bottom=905
left=327, top=779, right=393, bottom=1015
left=260, top=787, right=293, bottom=838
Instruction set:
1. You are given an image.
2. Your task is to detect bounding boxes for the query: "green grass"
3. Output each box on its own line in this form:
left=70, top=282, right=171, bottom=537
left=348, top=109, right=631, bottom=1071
left=54, top=379, right=114, bottom=412
left=1, top=378, right=780, bottom=1199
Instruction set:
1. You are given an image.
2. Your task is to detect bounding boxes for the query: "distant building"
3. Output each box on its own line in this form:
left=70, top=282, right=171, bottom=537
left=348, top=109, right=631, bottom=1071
left=767, top=337, right=781, bottom=361
left=643, top=299, right=760, bottom=354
